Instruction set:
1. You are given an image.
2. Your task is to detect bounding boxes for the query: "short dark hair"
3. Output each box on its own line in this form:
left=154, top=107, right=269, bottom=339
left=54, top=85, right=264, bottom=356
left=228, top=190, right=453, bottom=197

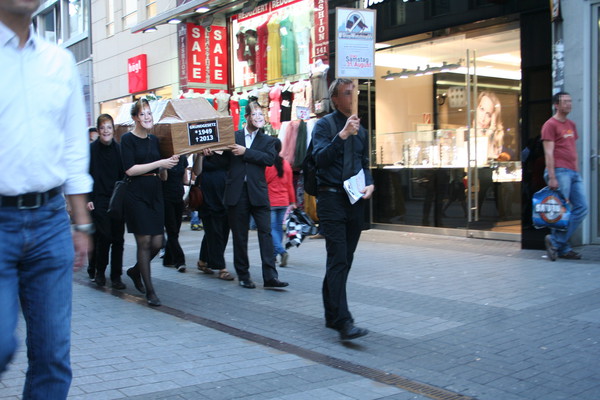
left=244, top=100, right=262, bottom=117
left=88, top=127, right=98, bottom=133
left=96, top=114, right=114, bottom=130
left=328, top=78, right=354, bottom=99
left=131, top=98, right=150, bottom=118
left=552, top=91, right=570, bottom=105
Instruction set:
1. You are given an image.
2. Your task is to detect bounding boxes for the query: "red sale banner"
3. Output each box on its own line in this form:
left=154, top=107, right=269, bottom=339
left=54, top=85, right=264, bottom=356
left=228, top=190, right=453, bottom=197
left=187, top=23, right=206, bottom=84
left=208, top=26, right=227, bottom=84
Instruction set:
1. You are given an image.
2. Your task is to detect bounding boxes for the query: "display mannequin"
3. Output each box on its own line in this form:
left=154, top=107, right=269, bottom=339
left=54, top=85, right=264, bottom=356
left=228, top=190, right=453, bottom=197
left=310, top=60, right=330, bottom=115
left=215, top=90, right=231, bottom=116
left=269, top=83, right=282, bottom=129
left=230, top=92, right=240, bottom=129
left=280, top=80, right=293, bottom=122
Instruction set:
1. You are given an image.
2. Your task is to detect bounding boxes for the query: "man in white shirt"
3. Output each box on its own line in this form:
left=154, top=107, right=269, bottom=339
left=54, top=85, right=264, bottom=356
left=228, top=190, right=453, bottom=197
left=0, top=0, right=93, bottom=398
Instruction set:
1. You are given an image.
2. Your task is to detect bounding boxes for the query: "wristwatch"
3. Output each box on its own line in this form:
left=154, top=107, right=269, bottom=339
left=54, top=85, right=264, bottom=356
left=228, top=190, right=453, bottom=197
left=73, top=223, right=95, bottom=234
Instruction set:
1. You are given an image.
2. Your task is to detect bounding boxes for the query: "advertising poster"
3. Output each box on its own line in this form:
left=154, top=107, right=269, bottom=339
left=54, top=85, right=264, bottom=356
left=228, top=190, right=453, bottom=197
left=335, top=8, right=376, bottom=79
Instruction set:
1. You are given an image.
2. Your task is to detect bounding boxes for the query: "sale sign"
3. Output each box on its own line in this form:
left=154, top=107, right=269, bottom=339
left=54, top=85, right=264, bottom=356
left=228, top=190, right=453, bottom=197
left=208, top=26, right=227, bottom=84
left=187, top=24, right=206, bottom=84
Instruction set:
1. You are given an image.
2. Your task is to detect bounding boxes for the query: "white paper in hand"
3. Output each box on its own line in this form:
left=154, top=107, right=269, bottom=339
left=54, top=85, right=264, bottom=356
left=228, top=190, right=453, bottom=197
left=343, top=169, right=365, bottom=204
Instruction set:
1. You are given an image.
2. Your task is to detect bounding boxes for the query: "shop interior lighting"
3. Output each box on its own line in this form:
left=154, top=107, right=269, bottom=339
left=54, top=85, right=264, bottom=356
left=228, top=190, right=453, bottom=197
left=380, top=60, right=462, bottom=80
left=168, top=18, right=181, bottom=24
left=195, top=6, right=210, bottom=13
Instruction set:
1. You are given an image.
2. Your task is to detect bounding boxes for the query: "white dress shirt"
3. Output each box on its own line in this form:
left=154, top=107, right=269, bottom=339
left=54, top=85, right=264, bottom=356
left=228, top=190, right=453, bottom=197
left=244, top=127, right=257, bottom=148
left=0, top=22, right=92, bottom=196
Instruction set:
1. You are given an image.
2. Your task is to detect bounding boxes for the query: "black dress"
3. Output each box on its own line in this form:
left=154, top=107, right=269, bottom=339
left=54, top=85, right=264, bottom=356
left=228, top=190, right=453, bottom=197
left=120, top=132, right=164, bottom=235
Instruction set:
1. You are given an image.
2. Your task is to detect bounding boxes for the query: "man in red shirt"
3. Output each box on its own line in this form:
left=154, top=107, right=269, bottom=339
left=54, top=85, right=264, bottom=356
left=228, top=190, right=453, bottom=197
left=542, top=92, right=588, bottom=260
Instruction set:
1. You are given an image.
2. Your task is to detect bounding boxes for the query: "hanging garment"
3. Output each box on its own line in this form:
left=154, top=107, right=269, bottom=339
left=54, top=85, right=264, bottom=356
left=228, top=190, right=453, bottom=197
left=280, top=120, right=300, bottom=165
left=267, top=16, right=282, bottom=81
left=256, top=20, right=269, bottom=82
left=269, top=85, right=282, bottom=130
left=279, top=16, right=296, bottom=76
left=230, top=98, right=240, bottom=129
left=280, top=87, right=293, bottom=122
left=292, top=10, right=311, bottom=74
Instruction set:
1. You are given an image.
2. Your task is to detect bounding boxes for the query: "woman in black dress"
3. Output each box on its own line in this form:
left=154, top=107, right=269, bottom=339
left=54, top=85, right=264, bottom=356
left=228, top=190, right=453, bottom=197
left=121, top=99, right=179, bottom=306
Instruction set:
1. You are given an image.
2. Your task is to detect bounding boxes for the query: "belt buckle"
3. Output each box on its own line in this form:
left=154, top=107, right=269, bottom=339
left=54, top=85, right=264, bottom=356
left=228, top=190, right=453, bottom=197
left=17, top=193, right=43, bottom=209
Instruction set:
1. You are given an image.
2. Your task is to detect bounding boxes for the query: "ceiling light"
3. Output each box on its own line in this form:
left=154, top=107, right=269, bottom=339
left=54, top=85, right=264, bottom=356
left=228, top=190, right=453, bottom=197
left=168, top=18, right=181, bottom=24
left=143, top=27, right=157, bottom=33
left=195, top=7, right=210, bottom=13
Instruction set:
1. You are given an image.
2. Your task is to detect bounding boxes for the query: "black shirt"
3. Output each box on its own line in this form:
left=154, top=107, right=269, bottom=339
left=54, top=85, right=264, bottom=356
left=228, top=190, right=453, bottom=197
left=89, top=139, right=124, bottom=203
left=311, top=110, right=373, bottom=188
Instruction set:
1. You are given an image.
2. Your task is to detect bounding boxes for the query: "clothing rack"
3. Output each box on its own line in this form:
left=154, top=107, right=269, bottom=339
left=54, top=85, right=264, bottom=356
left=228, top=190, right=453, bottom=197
left=232, top=72, right=311, bottom=93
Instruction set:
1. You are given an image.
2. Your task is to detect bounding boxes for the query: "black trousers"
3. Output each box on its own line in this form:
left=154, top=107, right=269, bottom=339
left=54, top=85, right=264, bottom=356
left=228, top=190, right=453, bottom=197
left=316, top=190, right=364, bottom=329
left=92, top=206, right=125, bottom=280
left=227, top=184, right=278, bottom=283
left=199, top=211, right=229, bottom=270
left=163, top=198, right=185, bottom=266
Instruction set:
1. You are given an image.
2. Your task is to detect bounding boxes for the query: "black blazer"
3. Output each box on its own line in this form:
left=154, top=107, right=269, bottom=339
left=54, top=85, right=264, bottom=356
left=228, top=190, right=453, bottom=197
left=217, top=129, right=276, bottom=207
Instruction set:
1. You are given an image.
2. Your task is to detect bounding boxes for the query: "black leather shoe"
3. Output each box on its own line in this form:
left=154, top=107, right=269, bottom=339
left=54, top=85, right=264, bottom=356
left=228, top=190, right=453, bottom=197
left=94, top=274, right=106, bottom=287
left=239, top=280, right=256, bottom=289
left=264, top=279, right=289, bottom=288
left=146, top=292, right=161, bottom=307
left=111, top=279, right=126, bottom=290
left=127, top=267, right=145, bottom=294
left=325, top=321, right=336, bottom=330
left=339, top=323, right=369, bottom=340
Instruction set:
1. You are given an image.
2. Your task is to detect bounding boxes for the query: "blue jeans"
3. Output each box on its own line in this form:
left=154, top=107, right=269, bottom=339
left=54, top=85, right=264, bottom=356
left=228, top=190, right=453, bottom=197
left=271, top=206, right=288, bottom=257
left=544, top=168, right=588, bottom=255
left=0, top=194, right=74, bottom=399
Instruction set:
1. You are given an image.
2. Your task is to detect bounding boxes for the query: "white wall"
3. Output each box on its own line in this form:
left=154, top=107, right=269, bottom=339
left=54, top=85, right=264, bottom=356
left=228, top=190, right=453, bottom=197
left=91, top=0, right=179, bottom=114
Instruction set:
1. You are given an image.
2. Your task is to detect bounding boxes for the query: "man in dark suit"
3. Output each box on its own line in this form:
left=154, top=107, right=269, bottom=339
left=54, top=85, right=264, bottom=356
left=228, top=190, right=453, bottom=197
left=312, top=78, right=374, bottom=340
left=207, top=101, right=288, bottom=289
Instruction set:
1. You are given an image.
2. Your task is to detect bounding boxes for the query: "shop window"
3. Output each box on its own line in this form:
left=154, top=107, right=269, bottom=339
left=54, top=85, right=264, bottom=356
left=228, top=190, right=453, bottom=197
left=146, top=0, right=157, bottom=19
left=430, top=0, right=451, bottom=17
left=40, top=8, right=58, bottom=43
left=106, top=0, right=115, bottom=36
left=123, top=0, right=138, bottom=30
left=67, top=0, right=85, bottom=38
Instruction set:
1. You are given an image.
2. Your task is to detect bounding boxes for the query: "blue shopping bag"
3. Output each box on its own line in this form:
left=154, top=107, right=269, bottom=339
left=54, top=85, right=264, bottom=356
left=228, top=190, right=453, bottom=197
left=532, top=186, right=571, bottom=231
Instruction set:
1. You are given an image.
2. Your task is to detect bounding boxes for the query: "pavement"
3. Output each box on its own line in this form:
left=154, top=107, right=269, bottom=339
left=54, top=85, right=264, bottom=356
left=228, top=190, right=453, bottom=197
left=2, top=224, right=600, bottom=400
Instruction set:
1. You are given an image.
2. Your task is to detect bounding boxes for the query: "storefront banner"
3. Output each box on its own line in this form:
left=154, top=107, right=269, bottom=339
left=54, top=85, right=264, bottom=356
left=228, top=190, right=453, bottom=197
left=237, top=0, right=303, bottom=22
left=187, top=23, right=206, bottom=84
left=209, top=26, right=227, bottom=85
left=127, top=54, right=148, bottom=94
left=177, top=24, right=188, bottom=88
left=335, top=8, right=376, bottom=79
left=313, top=0, right=329, bottom=61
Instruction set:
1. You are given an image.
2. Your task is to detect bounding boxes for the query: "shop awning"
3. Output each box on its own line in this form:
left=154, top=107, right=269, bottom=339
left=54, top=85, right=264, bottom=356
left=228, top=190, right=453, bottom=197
left=130, top=0, right=248, bottom=34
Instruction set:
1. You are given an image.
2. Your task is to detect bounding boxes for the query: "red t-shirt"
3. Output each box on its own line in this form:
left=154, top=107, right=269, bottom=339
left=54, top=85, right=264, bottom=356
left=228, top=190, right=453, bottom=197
left=265, top=160, right=296, bottom=207
left=541, top=117, right=578, bottom=171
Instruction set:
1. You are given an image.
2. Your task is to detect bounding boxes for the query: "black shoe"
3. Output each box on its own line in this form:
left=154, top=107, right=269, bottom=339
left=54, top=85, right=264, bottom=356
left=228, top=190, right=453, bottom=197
left=94, top=274, right=106, bottom=287
left=325, top=321, right=336, bottom=330
left=545, top=234, right=557, bottom=261
left=239, top=280, right=256, bottom=289
left=87, top=267, right=95, bottom=280
left=264, top=279, right=289, bottom=288
left=339, top=323, right=369, bottom=340
left=176, top=264, right=187, bottom=273
left=111, top=279, right=126, bottom=290
left=127, top=267, right=145, bottom=294
left=559, top=250, right=582, bottom=260
left=146, top=293, right=161, bottom=307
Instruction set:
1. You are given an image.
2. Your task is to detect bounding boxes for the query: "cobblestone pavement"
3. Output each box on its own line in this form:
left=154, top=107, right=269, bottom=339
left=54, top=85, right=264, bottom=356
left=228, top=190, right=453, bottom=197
left=2, top=225, right=600, bottom=400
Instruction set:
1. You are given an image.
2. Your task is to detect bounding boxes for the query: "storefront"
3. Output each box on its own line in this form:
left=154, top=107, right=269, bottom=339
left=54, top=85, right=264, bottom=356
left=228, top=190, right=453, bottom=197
left=343, top=0, right=552, bottom=243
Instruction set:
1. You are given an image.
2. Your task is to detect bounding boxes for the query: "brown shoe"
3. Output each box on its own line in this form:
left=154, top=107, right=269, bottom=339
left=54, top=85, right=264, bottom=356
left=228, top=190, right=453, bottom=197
left=197, top=260, right=214, bottom=274
left=558, top=250, right=582, bottom=260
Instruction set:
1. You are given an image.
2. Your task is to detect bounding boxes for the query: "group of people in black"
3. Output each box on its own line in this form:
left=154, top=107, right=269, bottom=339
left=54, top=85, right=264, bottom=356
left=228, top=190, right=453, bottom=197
left=88, top=78, right=374, bottom=340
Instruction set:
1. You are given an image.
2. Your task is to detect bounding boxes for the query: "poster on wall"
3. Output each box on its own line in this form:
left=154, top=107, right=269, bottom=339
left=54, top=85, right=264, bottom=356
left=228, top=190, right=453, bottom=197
left=335, top=8, right=376, bottom=79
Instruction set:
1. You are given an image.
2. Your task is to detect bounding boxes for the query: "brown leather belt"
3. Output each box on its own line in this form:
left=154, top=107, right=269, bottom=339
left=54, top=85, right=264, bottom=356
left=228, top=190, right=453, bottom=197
left=0, top=187, right=62, bottom=209
left=140, top=173, right=158, bottom=177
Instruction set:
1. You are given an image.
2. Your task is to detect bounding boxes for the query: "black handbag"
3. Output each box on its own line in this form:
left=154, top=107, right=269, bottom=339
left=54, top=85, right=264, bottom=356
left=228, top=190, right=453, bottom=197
left=107, top=178, right=130, bottom=220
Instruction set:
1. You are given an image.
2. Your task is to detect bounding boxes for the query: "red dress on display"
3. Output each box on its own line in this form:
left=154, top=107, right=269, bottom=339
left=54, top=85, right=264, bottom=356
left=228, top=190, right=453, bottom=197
left=230, top=99, right=240, bottom=130
left=256, top=21, right=269, bottom=82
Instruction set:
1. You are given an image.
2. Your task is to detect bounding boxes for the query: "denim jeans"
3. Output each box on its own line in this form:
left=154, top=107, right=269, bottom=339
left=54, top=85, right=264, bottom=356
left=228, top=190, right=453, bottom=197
left=0, top=194, right=74, bottom=399
left=271, top=206, right=288, bottom=257
left=544, top=167, right=588, bottom=255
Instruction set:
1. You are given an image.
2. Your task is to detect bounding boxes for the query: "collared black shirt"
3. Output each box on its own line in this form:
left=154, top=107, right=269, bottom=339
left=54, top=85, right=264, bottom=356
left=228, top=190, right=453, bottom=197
left=311, top=110, right=373, bottom=188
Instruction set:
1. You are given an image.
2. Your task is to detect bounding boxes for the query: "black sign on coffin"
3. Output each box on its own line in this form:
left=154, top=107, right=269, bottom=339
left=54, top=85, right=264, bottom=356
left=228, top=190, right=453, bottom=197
left=188, top=120, right=220, bottom=146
